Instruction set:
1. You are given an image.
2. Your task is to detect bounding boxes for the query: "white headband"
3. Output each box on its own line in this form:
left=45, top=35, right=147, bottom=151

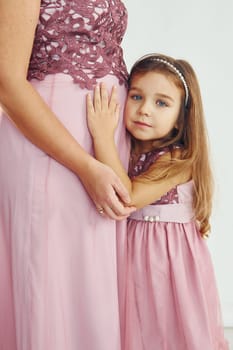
left=132, top=54, right=189, bottom=107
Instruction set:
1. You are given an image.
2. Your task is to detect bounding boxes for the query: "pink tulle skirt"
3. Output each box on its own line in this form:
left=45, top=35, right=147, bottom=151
left=0, top=74, right=129, bottom=350
left=122, top=210, right=229, bottom=350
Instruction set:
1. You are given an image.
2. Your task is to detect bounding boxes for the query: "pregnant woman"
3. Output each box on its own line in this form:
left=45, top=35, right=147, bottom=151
left=0, top=1, right=132, bottom=349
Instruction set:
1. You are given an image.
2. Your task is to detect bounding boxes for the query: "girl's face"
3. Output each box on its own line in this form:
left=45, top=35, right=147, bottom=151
left=125, top=71, right=182, bottom=151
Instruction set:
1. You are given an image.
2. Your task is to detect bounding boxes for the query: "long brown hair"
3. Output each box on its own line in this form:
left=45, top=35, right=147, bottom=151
left=128, top=53, right=214, bottom=236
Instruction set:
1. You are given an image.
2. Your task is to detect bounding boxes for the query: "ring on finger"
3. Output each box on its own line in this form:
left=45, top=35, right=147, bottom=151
left=98, top=207, right=104, bottom=215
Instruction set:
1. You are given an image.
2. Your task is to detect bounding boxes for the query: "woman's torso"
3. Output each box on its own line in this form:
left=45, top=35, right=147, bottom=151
left=28, top=0, right=128, bottom=89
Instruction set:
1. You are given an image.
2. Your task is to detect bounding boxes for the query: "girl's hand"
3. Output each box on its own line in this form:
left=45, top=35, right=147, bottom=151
left=86, top=83, right=120, bottom=140
left=80, top=157, right=135, bottom=220
left=85, top=83, right=135, bottom=219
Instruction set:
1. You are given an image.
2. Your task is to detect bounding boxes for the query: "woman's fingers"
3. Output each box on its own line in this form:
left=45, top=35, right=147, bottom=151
left=112, top=176, right=131, bottom=205
left=95, top=177, right=135, bottom=220
left=101, top=207, right=128, bottom=221
left=96, top=199, right=135, bottom=221
left=104, top=203, right=135, bottom=220
left=83, top=161, right=135, bottom=220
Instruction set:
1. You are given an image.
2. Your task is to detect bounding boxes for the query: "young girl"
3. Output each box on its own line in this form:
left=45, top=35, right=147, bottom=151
left=86, top=53, right=229, bottom=350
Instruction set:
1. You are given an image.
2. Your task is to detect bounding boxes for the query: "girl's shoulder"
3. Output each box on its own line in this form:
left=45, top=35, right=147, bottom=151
left=129, top=143, right=183, bottom=177
left=146, top=143, right=183, bottom=161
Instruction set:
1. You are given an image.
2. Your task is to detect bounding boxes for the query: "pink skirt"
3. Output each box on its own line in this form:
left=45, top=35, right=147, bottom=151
left=0, top=74, right=129, bottom=350
left=122, top=195, right=229, bottom=350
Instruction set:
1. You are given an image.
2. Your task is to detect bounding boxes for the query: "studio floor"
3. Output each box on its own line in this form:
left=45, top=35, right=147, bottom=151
left=225, top=328, right=233, bottom=349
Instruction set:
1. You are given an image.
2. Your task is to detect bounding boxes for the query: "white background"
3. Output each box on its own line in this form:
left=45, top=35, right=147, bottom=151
left=122, top=0, right=233, bottom=327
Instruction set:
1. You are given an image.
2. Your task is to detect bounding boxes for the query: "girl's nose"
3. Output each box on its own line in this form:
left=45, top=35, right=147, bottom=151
left=138, top=101, right=151, bottom=117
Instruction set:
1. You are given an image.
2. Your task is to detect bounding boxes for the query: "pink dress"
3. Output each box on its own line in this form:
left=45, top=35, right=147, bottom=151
left=122, top=147, right=229, bottom=350
left=0, top=1, right=129, bottom=350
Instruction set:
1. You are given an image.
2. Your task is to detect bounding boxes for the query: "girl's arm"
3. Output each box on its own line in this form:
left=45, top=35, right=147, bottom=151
left=0, top=0, right=134, bottom=220
left=87, top=84, right=190, bottom=209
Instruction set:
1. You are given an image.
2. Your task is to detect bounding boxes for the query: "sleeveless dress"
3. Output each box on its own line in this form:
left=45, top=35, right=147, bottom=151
left=122, top=147, right=229, bottom=350
left=0, top=1, right=129, bottom=350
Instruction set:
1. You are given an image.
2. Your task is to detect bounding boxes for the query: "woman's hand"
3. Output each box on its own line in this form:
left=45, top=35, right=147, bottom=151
left=86, top=83, right=119, bottom=141
left=79, top=157, right=135, bottom=220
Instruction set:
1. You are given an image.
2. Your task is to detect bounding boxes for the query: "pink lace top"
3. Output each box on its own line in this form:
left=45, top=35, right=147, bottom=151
left=27, top=0, right=128, bottom=89
left=129, top=146, right=182, bottom=205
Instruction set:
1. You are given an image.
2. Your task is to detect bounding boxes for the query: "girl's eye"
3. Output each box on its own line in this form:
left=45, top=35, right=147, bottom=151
left=131, top=94, right=142, bottom=101
left=156, top=100, right=168, bottom=107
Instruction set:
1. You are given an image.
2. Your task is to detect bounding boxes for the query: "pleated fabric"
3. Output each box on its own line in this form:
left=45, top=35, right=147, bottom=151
left=122, top=182, right=229, bottom=350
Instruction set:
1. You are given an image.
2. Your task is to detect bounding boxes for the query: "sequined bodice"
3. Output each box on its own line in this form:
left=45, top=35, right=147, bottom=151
left=27, top=0, right=128, bottom=89
left=129, top=147, right=180, bottom=205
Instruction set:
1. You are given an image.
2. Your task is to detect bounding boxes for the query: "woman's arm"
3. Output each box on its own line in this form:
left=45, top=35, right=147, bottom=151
left=0, top=0, right=134, bottom=220
left=87, top=84, right=190, bottom=209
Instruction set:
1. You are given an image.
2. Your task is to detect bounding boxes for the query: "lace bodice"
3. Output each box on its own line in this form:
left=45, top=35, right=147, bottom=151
left=129, top=146, right=181, bottom=205
left=27, top=0, right=128, bottom=89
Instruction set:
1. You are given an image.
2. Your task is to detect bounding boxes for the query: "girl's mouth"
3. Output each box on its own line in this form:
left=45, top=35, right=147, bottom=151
left=134, top=121, right=152, bottom=128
